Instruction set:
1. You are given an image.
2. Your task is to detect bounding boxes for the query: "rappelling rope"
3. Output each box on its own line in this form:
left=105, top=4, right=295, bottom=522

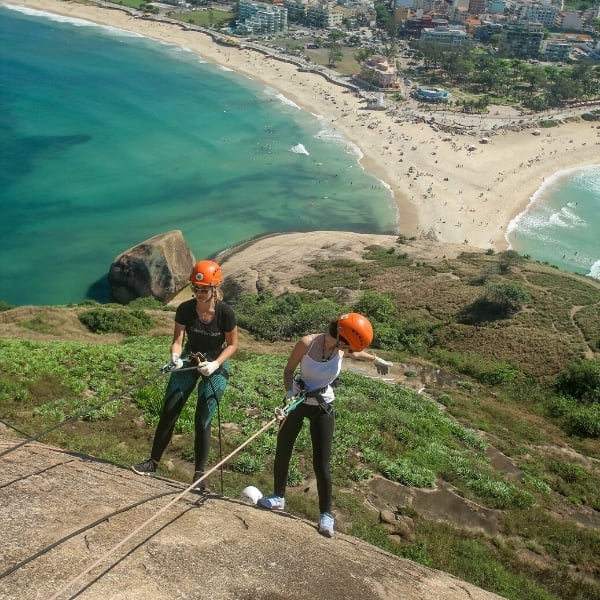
left=49, top=395, right=304, bottom=599
left=47, top=396, right=304, bottom=600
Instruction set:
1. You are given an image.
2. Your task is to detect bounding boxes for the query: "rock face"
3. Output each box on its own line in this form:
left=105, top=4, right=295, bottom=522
left=108, top=230, right=195, bottom=304
left=0, top=435, right=506, bottom=600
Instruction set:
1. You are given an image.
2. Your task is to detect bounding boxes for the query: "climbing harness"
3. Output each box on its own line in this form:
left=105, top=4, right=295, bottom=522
left=294, top=377, right=333, bottom=414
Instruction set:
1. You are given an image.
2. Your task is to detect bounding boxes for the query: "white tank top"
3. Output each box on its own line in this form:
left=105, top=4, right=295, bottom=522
left=293, top=337, right=342, bottom=404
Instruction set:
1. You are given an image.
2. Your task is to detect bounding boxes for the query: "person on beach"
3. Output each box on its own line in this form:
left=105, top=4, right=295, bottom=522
left=132, top=260, right=238, bottom=492
left=258, top=313, right=392, bottom=537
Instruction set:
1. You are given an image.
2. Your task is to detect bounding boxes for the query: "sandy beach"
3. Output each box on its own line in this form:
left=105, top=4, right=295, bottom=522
left=6, top=0, right=600, bottom=251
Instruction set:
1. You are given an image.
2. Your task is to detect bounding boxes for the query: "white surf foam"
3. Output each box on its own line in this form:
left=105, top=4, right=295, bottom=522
left=262, top=88, right=301, bottom=110
left=6, top=3, right=95, bottom=25
left=588, top=260, right=600, bottom=281
left=290, top=143, right=309, bottom=155
left=505, top=165, right=596, bottom=247
left=6, top=3, right=143, bottom=37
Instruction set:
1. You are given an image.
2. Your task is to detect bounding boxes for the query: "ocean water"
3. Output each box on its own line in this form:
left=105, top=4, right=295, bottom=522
left=507, top=165, right=600, bottom=280
left=0, top=4, right=396, bottom=306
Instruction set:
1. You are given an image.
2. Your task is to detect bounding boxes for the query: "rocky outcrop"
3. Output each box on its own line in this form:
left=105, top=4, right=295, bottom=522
left=108, top=230, right=195, bottom=304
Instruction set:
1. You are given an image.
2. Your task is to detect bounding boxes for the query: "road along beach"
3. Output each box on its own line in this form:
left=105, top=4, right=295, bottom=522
left=7, top=0, right=600, bottom=251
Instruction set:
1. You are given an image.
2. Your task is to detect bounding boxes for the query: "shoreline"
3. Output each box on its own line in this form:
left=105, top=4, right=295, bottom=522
left=5, top=0, right=600, bottom=252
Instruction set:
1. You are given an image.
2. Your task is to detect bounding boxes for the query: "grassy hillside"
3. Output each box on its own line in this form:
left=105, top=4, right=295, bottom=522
left=1, top=243, right=599, bottom=600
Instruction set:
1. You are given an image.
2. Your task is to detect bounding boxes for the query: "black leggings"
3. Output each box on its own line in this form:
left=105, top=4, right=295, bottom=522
left=273, top=402, right=335, bottom=514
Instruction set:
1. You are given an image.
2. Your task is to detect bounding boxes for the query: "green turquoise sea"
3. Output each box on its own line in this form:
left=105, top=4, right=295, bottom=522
left=0, top=4, right=397, bottom=306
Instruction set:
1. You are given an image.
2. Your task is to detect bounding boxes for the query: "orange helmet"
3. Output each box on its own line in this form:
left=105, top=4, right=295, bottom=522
left=337, top=312, right=373, bottom=352
left=189, top=260, right=222, bottom=287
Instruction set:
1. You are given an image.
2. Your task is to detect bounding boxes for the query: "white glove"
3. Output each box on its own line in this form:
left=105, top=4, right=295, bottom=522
left=285, top=390, right=295, bottom=401
left=374, top=356, right=393, bottom=375
left=171, top=353, right=184, bottom=369
left=198, top=360, right=219, bottom=376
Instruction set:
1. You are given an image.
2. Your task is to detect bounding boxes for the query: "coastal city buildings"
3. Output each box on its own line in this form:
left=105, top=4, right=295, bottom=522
left=232, top=0, right=599, bottom=62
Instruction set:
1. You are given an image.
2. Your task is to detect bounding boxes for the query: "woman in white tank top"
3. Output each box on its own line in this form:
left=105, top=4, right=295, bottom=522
left=258, top=313, right=393, bottom=538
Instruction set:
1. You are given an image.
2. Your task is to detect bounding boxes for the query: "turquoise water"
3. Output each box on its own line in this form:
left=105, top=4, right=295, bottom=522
left=0, top=4, right=396, bottom=306
left=507, top=165, right=600, bottom=280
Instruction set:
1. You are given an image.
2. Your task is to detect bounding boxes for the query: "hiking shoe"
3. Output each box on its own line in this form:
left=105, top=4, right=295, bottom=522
left=257, top=494, right=285, bottom=511
left=131, top=458, right=157, bottom=476
left=191, top=471, right=206, bottom=494
left=318, top=512, right=334, bottom=538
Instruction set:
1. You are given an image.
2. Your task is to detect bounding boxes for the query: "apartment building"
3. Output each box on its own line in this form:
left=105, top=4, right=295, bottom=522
left=499, top=21, right=544, bottom=57
left=421, top=25, right=471, bottom=46
left=238, top=0, right=288, bottom=34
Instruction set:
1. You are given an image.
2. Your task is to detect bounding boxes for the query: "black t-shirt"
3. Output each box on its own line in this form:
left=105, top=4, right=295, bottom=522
left=175, top=299, right=237, bottom=361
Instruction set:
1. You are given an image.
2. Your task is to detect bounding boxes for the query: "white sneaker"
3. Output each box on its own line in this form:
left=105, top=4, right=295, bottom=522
left=258, top=494, right=285, bottom=511
left=318, top=512, right=334, bottom=537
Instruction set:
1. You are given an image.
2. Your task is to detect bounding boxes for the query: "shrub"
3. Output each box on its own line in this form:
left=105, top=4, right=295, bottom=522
left=497, top=249, right=523, bottom=274
left=437, top=393, right=453, bottom=406
left=127, top=296, right=167, bottom=310
left=352, top=290, right=398, bottom=323
left=544, top=394, right=600, bottom=438
left=478, top=362, right=520, bottom=386
left=556, top=359, right=600, bottom=404
left=469, top=264, right=498, bottom=286
left=460, top=282, right=530, bottom=323
left=485, top=282, right=530, bottom=316
left=235, top=293, right=342, bottom=341
left=549, top=460, right=588, bottom=484
left=565, top=403, right=600, bottom=438
left=78, top=308, right=155, bottom=335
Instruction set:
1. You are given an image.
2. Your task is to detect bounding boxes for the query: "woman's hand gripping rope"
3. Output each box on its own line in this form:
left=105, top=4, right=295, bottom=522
left=160, top=351, right=210, bottom=374
left=275, top=392, right=306, bottom=421
left=186, top=351, right=220, bottom=376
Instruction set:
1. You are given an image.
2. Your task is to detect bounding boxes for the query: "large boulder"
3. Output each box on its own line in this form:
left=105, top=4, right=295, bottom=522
left=108, top=230, right=195, bottom=304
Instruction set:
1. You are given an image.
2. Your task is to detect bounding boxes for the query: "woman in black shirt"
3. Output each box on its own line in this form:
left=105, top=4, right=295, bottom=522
left=132, top=260, right=238, bottom=491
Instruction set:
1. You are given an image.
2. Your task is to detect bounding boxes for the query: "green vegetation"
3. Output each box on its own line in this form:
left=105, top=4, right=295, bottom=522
left=168, top=9, right=234, bottom=29
left=406, top=42, right=600, bottom=112
left=1, top=246, right=599, bottom=600
left=78, top=307, right=155, bottom=335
